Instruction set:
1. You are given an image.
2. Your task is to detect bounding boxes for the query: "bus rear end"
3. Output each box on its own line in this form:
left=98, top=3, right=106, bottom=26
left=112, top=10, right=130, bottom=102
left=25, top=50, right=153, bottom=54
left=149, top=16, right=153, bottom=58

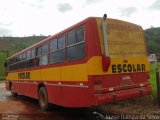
left=88, top=16, right=152, bottom=106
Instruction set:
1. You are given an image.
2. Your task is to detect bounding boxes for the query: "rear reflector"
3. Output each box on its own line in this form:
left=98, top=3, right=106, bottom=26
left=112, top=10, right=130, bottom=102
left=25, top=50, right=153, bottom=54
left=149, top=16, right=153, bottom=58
left=94, top=85, right=103, bottom=90
left=140, top=83, right=144, bottom=87
left=109, top=87, right=114, bottom=91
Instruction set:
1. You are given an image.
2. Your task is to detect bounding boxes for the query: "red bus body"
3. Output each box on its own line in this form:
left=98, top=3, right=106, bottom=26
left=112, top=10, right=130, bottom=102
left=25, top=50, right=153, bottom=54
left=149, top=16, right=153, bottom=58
left=6, top=17, right=151, bottom=107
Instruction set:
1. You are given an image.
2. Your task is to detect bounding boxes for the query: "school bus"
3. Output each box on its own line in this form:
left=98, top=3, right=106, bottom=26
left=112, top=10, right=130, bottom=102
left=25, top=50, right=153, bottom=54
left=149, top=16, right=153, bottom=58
left=5, top=14, right=151, bottom=110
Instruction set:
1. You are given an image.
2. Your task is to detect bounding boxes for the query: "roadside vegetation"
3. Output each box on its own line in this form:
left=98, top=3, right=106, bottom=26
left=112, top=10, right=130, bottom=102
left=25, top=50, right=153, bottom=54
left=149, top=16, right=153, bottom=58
left=0, top=51, right=8, bottom=81
left=150, top=64, right=158, bottom=97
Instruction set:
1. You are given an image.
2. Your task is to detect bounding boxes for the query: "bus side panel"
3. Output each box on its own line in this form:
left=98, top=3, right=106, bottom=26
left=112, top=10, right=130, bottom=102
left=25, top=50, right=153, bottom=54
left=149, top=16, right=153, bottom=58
left=46, top=84, right=62, bottom=106
left=12, top=81, right=38, bottom=99
left=23, top=82, right=38, bottom=99
left=12, top=81, right=20, bottom=94
left=41, top=65, right=62, bottom=105
left=62, top=86, right=91, bottom=107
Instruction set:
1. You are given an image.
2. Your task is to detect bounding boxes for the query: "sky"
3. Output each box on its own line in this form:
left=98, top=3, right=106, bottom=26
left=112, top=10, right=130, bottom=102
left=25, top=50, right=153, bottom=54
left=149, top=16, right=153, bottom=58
left=0, top=0, right=160, bottom=37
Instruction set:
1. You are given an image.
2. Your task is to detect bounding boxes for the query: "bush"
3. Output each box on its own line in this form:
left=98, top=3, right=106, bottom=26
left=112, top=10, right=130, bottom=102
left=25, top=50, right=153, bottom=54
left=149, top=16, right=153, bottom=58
left=0, top=76, right=5, bottom=81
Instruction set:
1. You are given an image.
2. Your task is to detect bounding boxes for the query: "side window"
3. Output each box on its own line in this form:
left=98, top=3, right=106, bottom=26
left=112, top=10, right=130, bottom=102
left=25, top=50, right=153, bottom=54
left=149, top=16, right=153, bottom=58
left=67, top=27, right=85, bottom=61
left=22, top=53, right=26, bottom=60
left=17, top=55, right=20, bottom=62
left=17, top=53, right=26, bottom=70
left=19, top=54, right=22, bottom=61
left=9, top=57, right=18, bottom=71
left=50, top=50, right=65, bottom=64
left=67, top=31, right=76, bottom=46
left=19, top=53, right=26, bottom=69
left=15, top=57, right=18, bottom=63
left=27, top=50, right=31, bottom=60
left=42, top=44, right=48, bottom=54
left=67, top=44, right=85, bottom=60
left=8, top=52, right=29, bottom=71
left=50, top=36, right=65, bottom=64
left=76, top=27, right=84, bottom=43
left=39, top=43, right=49, bottom=66
left=31, top=49, right=35, bottom=58
left=37, top=46, right=42, bottom=56
left=40, top=55, right=48, bottom=65
left=50, top=39, right=57, bottom=51
left=26, top=48, right=36, bottom=68
left=58, top=36, right=65, bottom=49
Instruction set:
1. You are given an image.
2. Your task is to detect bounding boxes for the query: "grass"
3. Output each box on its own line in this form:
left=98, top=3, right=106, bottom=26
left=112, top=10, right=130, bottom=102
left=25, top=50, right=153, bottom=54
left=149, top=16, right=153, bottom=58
left=150, top=64, right=159, bottom=97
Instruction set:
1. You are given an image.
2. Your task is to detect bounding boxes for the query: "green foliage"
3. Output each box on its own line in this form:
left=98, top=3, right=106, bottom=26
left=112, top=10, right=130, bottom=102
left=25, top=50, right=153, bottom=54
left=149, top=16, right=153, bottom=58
left=150, top=64, right=157, bottom=96
left=144, top=27, right=160, bottom=54
left=0, top=51, right=8, bottom=80
left=0, top=36, right=47, bottom=52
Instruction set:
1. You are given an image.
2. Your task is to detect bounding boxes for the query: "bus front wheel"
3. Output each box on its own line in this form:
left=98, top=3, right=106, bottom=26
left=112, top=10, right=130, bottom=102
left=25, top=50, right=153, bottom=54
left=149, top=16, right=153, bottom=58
left=38, top=87, right=50, bottom=111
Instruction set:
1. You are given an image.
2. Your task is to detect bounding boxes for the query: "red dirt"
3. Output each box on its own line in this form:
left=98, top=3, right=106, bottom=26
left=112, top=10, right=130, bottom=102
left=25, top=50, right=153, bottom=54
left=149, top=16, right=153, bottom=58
left=1, top=82, right=160, bottom=120
left=0, top=82, right=5, bottom=89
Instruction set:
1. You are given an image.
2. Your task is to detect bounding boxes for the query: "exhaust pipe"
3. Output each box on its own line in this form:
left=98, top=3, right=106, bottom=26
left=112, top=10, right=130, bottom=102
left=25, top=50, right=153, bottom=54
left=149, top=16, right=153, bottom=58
left=101, top=14, right=108, bottom=56
left=101, top=14, right=110, bottom=72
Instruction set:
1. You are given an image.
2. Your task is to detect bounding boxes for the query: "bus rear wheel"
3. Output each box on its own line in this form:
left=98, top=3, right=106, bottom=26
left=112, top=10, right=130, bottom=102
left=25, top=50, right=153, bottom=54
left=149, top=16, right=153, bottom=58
left=38, top=87, right=50, bottom=111
left=10, top=83, right=17, bottom=96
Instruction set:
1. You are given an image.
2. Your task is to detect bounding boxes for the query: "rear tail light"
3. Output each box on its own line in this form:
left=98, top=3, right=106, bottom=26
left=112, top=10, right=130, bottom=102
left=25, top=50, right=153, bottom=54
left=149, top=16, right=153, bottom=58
left=102, top=55, right=111, bottom=72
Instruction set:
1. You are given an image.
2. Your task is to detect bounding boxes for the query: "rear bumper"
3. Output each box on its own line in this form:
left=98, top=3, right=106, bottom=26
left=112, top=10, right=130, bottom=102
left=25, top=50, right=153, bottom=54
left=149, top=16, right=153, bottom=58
left=92, top=85, right=152, bottom=106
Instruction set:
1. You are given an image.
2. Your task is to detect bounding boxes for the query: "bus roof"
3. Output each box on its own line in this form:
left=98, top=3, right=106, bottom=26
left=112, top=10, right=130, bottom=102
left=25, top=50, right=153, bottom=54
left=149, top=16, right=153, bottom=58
left=7, top=17, right=142, bottom=60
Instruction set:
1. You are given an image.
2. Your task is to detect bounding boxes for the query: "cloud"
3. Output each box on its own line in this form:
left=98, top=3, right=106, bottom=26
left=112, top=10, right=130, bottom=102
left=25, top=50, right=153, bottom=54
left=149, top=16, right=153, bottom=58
left=57, top=3, right=72, bottom=13
left=30, top=3, right=43, bottom=9
left=149, top=0, right=160, bottom=10
left=120, top=7, right=137, bottom=17
left=22, top=0, right=45, bottom=9
left=0, top=22, right=13, bottom=26
left=85, top=0, right=104, bottom=5
left=38, top=0, right=45, bottom=2
left=0, top=27, right=12, bottom=36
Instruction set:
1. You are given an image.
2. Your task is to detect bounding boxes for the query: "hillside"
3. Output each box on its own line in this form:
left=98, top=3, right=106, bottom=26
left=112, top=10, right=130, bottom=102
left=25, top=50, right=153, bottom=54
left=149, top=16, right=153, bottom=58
left=0, top=39, right=11, bottom=51
left=144, top=27, right=160, bottom=54
left=1, top=27, right=159, bottom=54
left=0, top=36, right=47, bottom=79
left=0, top=36, right=47, bottom=52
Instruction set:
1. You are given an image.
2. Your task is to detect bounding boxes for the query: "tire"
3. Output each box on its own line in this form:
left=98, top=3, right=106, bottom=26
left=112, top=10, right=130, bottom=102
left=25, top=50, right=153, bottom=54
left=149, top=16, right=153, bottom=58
left=10, top=83, right=17, bottom=96
left=38, top=87, right=50, bottom=111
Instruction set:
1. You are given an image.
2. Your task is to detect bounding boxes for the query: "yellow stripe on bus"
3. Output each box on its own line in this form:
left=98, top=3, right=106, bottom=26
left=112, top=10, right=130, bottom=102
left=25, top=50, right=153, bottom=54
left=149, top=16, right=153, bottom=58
left=87, top=56, right=149, bottom=75
left=6, top=56, right=149, bottom=82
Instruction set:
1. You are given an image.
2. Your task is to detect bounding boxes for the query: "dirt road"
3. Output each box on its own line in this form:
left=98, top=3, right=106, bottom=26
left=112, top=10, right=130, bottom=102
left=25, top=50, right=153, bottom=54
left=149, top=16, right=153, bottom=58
left=1, top=82, right=160, bottom=120
left=0, top=82, right=5, bottom=88
left=0, top=82, right=105, bottom=120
